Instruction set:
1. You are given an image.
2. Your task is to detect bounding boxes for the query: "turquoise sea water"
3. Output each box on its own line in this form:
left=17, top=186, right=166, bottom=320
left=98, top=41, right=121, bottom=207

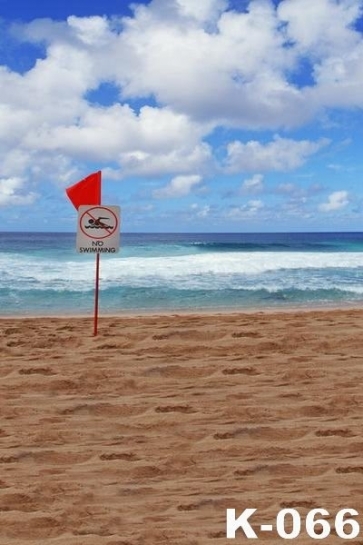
left=1, top=232, right=363, bottom=316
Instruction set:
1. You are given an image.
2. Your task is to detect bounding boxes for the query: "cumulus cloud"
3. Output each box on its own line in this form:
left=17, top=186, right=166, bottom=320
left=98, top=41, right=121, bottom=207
left=0, top=0, right=363, bottom=206
left=278, top=0, right=362, bottom=55
left=108, top=0, right=363, bottom=128
left=24, top=104, right=210, bottom=169
left=153, top=174, right=203, bottom=198
left=174, top=0, right=228, bottom=23
left=226, top=136, right=330, bottom=172
left=113, top=0, right=312, bottom=128
left=319, top=190, right=349, bottom=211
left=0, top=177, right=37, bottom=206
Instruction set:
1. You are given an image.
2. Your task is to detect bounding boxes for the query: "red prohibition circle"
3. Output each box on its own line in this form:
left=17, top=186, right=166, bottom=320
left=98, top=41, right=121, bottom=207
left=80, top=206, right=119, bottom=240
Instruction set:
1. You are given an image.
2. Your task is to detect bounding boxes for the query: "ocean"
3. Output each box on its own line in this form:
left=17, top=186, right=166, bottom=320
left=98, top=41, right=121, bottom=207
left=1, top=231, right=363, bottom=316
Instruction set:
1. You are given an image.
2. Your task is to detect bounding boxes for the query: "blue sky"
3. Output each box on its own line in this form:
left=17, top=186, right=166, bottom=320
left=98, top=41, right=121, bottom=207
left=1, top=0, right=363, bottom=232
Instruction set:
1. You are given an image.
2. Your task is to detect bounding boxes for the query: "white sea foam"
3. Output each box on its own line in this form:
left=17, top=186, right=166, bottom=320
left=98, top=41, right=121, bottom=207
left=1, top=251, right=363, bottom=292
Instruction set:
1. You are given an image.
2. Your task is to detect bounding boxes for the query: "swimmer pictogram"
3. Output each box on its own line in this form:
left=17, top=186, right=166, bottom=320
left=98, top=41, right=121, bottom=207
left=85, top=217, right=113, bottom=229
left=79, top=206, right=119, bottom=240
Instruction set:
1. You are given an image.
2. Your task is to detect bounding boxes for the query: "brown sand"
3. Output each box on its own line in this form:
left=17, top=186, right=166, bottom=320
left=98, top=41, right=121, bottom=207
left=1, top=309, right=363, bottom=544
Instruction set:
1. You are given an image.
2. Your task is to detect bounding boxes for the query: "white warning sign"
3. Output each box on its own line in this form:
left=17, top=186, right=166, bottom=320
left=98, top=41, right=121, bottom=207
left=76, top=205, right=120, bottom=253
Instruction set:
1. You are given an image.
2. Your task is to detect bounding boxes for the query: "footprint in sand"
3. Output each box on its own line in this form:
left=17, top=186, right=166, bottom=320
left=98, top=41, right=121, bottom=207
left=315, top=429, right=355, bottom=437
left=99, top=452, right=139, bottom=461
left=336, top=466, right=363, bottom=474
left=208, top=531, right=226, bottom=539
left=222, top=366, right=259, bottom=375
left=0, top=455, right=22, bottom=464
left=214, top=431, right=237, bottom=440
left=19, top=367, right=56, bottom=376
left=232, top=331, right=261, bottom=338
left=155, top=404, right=195, bottom=414
left=280, top=500, right=318, bottom=509
left=0, top=493, right=40, bottom=512
left=177, top=503, right=200, bottom=511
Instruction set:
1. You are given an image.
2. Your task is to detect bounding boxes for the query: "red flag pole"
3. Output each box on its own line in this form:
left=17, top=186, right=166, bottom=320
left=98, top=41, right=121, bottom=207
left=93, top=253, right=100, bottom=336
left=65, top=170, right=102, bottom=337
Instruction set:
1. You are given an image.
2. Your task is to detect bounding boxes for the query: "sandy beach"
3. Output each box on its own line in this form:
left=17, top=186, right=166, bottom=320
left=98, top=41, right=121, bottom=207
left=1, top=309, right=363, bottom=544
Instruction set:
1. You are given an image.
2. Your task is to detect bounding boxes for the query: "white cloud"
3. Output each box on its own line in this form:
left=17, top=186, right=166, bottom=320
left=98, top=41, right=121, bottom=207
left=67, top=15, right=113, bottom=46
left=113, top=0, right=311, bottom=128
left=0, top=0, right=363, bottom=207
left=248, top=199, right=264, bottom=212
left=108, top=0, right=363, bottom=128
left=175, top=0, right=228, bottom=22
left=278, top=0, right=363, bottom=110
left=228, top=199, right=264, bottom=220
left=24, top=104, right=209, bottom=166
left=319, top=190, right=349, bottom=211
left=241, top=173, right=264, bottom=194
left=0, top=177, right=37, bottom=206
left=278, top=0, right=361, bottom=56
left=153, top=174, right=203, bottom=198
left=4, top=1, right=363, bottom=134
left=226, top=136, right=330, bottom=172
left=191, top=203, right=211, bottom=218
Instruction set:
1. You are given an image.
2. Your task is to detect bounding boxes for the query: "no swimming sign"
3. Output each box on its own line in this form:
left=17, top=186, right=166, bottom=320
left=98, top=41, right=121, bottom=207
left=76, top=205, right=121, bottom=253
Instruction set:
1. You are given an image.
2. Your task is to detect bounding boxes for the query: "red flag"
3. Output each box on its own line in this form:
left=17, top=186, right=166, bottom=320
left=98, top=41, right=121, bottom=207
left=66, top=171, right=101, bottom=210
